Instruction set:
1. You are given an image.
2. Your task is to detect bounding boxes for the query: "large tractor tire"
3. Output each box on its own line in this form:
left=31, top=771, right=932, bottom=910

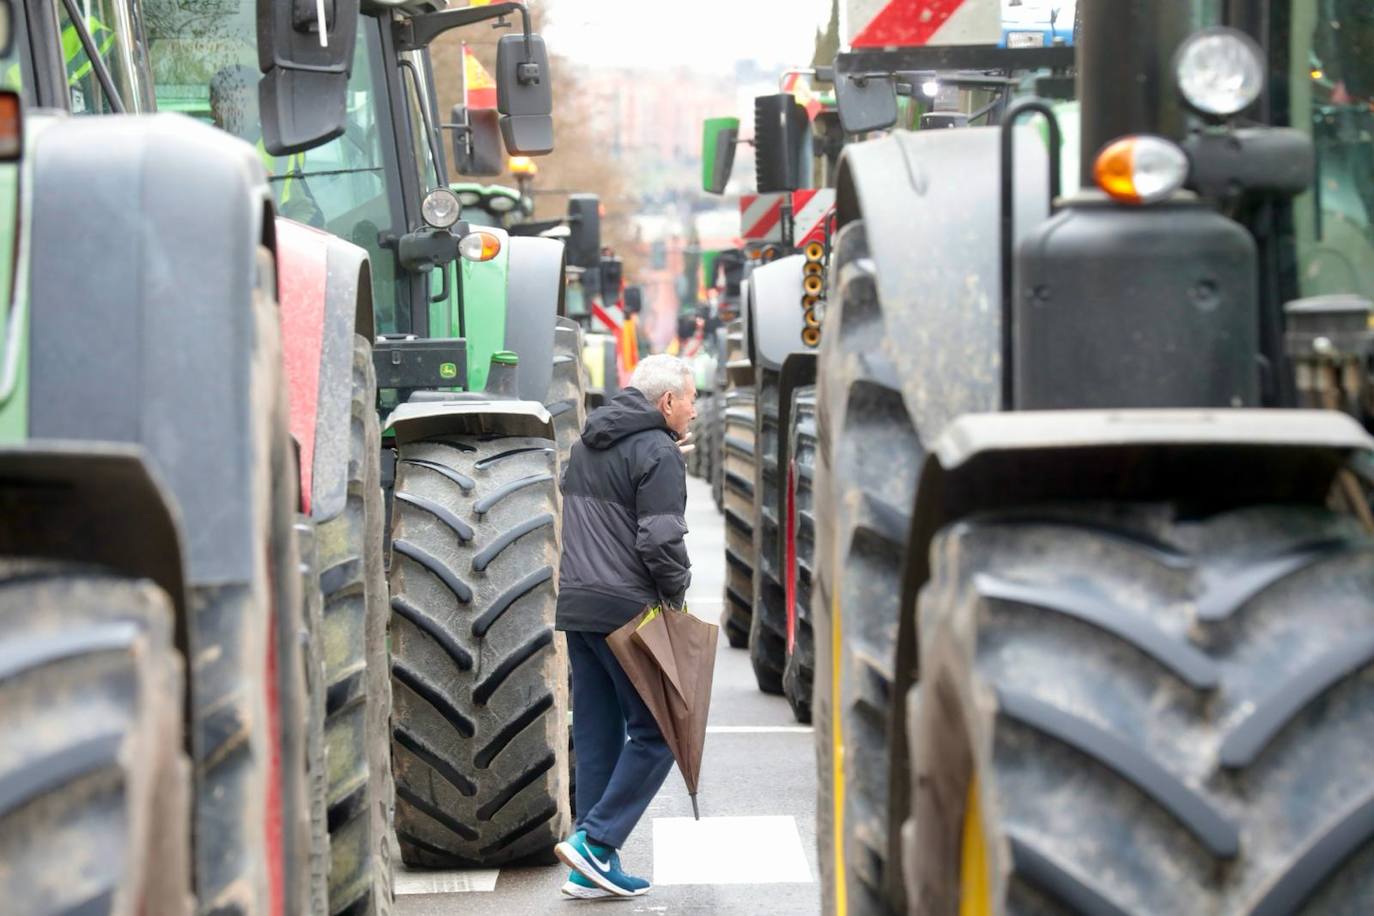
left=710, top=391, right=726, bottom=511
left=549, top=318, right=589, bottom=470
left=907, top=503, right=1374, bottom=915
left=294, top=520, right=331, bottom=916
left=813, top=222, right=921, bottom=916
left=316, top=336, right=394, bottom=916
left=721, top=388, right=757, bottom=650
left=389, top=435, right=571, bottom=867
left=749, top=368, right=786, bottom=694
left=189, top=247, right=325, bottom=915
left=712, top=330, right=735, bottom=513
left=783, top=386, right=817, bottom=724
left=0, top=563, right=192, bottom=914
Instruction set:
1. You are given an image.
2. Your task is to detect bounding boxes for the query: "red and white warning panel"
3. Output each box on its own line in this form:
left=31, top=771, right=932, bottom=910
left=846, top=0, right=1001, bottom=48
left=740, top=189, right=836, bottom=247
left=845, top=1, right=1076, bottom=49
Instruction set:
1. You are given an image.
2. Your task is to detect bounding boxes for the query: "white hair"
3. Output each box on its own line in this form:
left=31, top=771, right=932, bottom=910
left=629, top=354, right=693, bottom=403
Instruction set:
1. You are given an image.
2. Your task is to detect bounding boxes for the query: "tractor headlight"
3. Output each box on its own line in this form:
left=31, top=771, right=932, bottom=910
left=1174, top=27, right=1264, bottom=117
left=487, top=194, right=517, bottom=213
left=421, top=188, right=462, bottom=229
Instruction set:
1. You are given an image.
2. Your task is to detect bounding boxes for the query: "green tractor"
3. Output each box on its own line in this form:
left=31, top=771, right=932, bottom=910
left=138, top=0, right=585, bottom=875
left=0, top=0, right=363, bottom=911
left=814, top=0, right=1374, bottom=913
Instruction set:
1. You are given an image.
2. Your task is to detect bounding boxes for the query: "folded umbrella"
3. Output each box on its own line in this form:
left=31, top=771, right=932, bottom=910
left=606, top=603, right=718, bottom=819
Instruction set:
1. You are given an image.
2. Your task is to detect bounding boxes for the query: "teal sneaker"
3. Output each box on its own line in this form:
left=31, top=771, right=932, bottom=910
left=554, top=830, right=650, bottom=897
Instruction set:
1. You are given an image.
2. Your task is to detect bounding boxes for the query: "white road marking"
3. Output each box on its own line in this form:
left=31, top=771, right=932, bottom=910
left=705, top=725, right=813, bottom=734
left=393, top=868, right=500, bottom=895
left=652, top=816, right=813, bottom=885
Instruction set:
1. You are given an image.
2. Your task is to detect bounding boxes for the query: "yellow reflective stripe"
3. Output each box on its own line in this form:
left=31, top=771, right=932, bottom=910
left=959, top=776, right=991, bottom=916
left=831, top=587, right=847, bottom=915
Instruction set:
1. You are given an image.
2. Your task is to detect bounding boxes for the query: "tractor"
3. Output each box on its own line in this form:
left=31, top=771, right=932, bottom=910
left=0, top=0, right=363, bottom=911
left=142, top=0, right=580, bottom=896
left=700, top=75, right=842, bottom=718
left=813, top=0, right=1374, bottom=914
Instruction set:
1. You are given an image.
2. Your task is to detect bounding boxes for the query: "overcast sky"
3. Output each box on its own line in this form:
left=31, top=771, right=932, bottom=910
left=542, top=0, right=835, bottom=74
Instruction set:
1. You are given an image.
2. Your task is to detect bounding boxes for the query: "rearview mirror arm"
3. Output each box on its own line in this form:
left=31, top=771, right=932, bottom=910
left=396, top=1, right=534, bottom=63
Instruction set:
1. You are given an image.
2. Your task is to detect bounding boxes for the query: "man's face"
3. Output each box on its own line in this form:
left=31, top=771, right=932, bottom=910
left=659, top=378, right=698, bottom=437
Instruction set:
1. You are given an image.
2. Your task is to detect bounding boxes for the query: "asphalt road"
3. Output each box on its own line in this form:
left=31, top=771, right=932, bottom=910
left=395, top=474, right=822, bottom=915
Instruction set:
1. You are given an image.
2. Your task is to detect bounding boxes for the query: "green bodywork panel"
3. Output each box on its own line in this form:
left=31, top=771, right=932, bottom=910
left=0, top=161, right=24, bottom=443
left=0, top=115, right=53, bottom=444
left=425, top=232, right=511, bottom=392
left=701, top=116, right=739, bottom=193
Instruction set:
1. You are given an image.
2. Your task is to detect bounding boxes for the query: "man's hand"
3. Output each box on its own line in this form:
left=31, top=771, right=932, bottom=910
left=677, top=430, right=696, bottom=456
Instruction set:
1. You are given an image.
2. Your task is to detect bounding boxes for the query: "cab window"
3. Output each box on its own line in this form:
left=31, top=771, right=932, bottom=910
left=57, top=0, right=146, bottom=114
left=1280, top=0, right=1374, bottom=299
left=142, top=3, right=404, bottom=332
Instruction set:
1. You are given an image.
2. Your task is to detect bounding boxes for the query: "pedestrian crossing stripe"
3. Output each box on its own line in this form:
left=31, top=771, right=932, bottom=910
left=652, top=816, right=813, bottom=885
left=393, top=867, right=500, bottom=895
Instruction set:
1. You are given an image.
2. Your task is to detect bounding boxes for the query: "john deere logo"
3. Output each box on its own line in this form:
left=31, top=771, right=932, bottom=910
left=439, top=362, right=458, bottom=380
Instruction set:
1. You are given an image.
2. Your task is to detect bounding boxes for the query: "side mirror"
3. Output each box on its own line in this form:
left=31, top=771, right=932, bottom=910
left=834, top=74, right=898, bottom=134
left=701, top=117, right=740, bottom=194
left=450, top=106, right=504, bottom=176
left=257, top=0, right=360, bottom=156
left=623, top=286, right=644, bottom=316
left=566, top=194, right=602, bottom=269
left=754, top=94, right=809, bottom=192
left=496, top=33, right=553, bottom=155
left=601, top=257, right=624, bottom=298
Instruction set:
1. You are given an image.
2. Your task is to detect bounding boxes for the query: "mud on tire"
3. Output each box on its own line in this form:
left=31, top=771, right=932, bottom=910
left=389, top=436, right=571, bottom=867
left=813, top=221, right=921, bottom=916
left=549, top=318, right=589, bottom=471
left=188, top=246, right=320, bottom=915
left=316, top=335, right=394, bottom=916
left=721, top=388, right=756, bottom=650
left=749, top=368, right=786, bottom=694
left=783, top=386, right=817, bottom=724
left=909, top=503, right=1374, bottom=915
left=0, top=563, right=192, bottom=914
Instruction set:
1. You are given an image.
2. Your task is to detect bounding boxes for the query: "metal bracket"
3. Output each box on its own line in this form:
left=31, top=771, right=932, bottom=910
left=395, top=1, right=533, bottom=55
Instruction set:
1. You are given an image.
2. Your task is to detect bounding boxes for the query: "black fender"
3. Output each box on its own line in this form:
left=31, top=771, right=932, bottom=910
left=505, top=235, right=565, bottom=403
left=886, top=407, right=1374, bottom=879
left=900, top=407, right=1374, bottom=612
left=833, top=124, right=1052, bottom=439
left=312, top=234, right=374, bottom=521
left=384, top=398, right=555, bottom=445
left=0, top=442, right=186, bottom=624
left=27, top=113, right=273, bottom=589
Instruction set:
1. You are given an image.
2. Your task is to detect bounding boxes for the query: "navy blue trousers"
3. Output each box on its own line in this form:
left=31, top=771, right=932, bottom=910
left=567, top=629, right=675, bottom=850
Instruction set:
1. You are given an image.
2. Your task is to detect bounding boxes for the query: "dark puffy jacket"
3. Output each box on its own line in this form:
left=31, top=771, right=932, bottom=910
left=555, top=387, right=691, bottom=632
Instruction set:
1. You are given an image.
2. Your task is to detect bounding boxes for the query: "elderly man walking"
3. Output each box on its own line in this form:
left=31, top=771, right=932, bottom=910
left=553, top=354, right=697, bottom=899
